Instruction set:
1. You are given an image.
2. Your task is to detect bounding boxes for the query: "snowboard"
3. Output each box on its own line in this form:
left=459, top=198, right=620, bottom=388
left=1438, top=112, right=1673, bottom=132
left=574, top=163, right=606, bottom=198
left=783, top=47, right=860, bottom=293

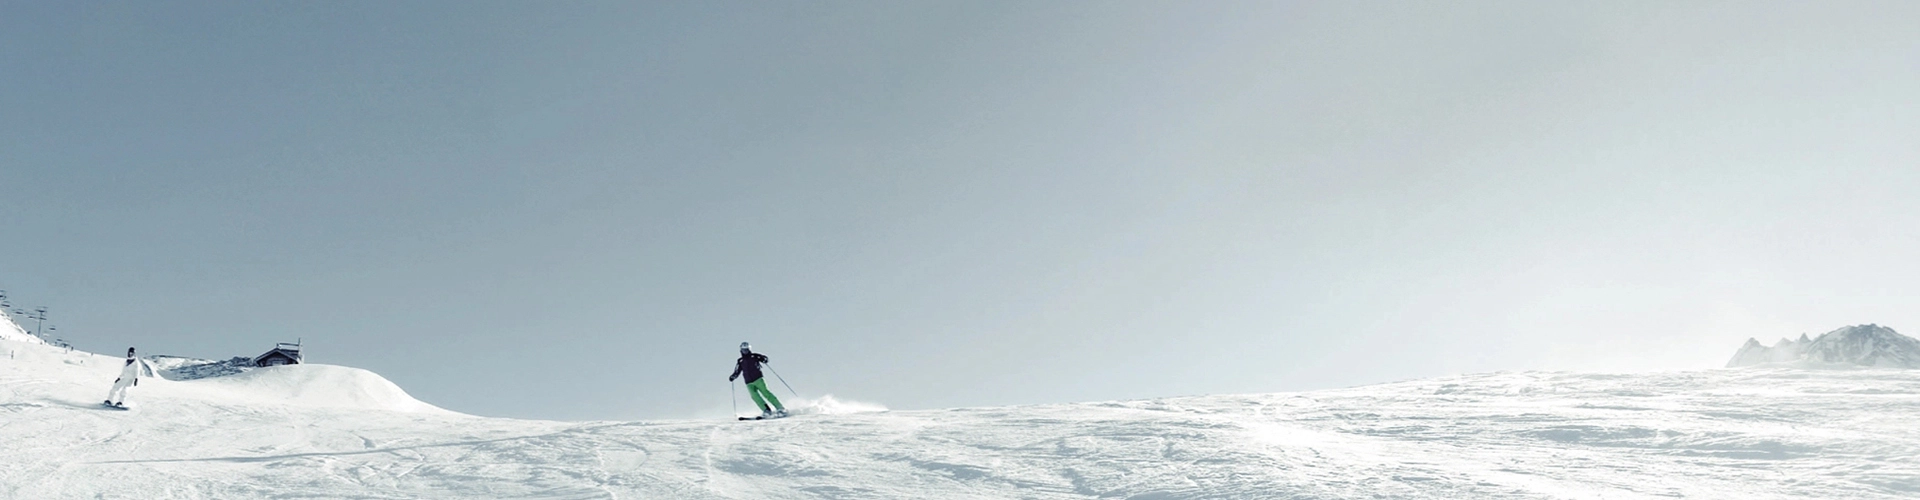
left=101, top=402, right=130, bottom=411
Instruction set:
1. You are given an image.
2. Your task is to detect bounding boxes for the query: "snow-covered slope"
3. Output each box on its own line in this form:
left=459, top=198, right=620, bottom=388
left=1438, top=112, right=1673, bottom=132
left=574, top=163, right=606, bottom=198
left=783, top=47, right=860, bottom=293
left=0, top=308, right=43, bottom=345
left=1728, top=324, right=1920, bottom=368
left=3, top=339, right=1917, bottom=498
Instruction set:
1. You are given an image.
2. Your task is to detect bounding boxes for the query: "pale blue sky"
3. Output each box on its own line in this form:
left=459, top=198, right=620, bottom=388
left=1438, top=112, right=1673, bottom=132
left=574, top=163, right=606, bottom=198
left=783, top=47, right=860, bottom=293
left=4, top=1, right=1918, bottom=420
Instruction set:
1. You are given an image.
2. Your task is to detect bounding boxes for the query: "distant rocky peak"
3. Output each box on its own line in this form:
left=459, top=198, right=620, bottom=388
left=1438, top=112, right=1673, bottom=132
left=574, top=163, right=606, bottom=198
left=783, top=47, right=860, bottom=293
left=1727, top=324, right=1920, bottom=369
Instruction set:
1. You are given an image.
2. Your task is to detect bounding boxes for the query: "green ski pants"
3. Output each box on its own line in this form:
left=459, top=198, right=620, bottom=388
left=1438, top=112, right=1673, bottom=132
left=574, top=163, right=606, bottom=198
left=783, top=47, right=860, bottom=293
left=746, top=378, right=785, bottom=413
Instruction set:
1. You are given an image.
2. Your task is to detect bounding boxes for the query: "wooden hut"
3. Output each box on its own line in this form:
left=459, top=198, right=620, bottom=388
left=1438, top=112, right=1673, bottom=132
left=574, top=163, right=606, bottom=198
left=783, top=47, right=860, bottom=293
left=253, top=341, right=303, bottom=367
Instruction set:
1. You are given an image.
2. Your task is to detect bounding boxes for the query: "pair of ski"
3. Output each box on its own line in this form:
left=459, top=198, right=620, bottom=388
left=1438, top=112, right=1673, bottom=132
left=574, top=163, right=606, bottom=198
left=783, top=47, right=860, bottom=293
left=738, top=413, right=789, bottom=421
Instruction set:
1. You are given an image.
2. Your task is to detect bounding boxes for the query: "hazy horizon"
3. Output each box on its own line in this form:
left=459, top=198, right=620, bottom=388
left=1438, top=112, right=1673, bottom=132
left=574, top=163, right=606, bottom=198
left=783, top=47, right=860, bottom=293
left=5, top=1, right=1918, bottom=420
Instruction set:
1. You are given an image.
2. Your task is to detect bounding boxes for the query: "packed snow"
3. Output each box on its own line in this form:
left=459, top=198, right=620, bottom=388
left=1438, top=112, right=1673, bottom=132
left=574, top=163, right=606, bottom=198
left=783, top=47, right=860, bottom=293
left=3, top=324, right=1918, bottom=498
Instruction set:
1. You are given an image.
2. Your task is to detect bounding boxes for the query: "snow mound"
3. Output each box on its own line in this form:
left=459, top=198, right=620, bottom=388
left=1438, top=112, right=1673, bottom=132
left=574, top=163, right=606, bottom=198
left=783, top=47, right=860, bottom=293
left=1727, top=324, right=1920, bottom=368
left=786, top=394, right=888, bottom=416
left=194, top=364, right=448, bottom=414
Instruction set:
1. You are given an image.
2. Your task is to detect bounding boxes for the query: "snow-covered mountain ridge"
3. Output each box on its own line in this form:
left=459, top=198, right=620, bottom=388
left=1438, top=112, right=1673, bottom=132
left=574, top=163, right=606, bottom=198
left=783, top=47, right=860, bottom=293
left=4, top=334, right=1917, bottom=499
left=1728, top=324, right=1920, bottom=368
left=144, top=354, right=256, bottom=380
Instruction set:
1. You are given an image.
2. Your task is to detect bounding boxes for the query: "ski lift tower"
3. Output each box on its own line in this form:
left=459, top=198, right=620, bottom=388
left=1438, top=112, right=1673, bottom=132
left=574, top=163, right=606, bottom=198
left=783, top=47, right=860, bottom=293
left=24, top=307, right=48, bottom=340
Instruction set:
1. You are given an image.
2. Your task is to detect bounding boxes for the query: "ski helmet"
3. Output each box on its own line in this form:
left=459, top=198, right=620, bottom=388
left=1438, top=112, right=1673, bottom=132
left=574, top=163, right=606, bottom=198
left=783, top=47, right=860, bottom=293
left=740, top=342, right=751, bottom=354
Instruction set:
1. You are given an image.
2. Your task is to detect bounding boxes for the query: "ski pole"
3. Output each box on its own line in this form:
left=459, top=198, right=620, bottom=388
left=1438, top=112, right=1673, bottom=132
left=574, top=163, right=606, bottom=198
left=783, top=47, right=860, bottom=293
left=768, top=365, right=799, bottom=398
left=730, top=380, right=739, bottom=416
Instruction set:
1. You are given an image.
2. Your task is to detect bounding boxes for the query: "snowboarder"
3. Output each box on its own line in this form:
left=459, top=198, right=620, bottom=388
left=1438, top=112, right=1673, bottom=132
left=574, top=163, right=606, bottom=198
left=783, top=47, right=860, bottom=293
left=729, top=342, right=786, bottom=419
left=104, top=347, right=139, bottom=408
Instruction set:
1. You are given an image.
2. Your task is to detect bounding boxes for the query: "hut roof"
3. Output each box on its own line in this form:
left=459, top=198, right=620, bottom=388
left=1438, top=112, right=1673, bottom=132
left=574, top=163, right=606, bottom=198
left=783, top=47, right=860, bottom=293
left=252, top=345, right=303, bottom=365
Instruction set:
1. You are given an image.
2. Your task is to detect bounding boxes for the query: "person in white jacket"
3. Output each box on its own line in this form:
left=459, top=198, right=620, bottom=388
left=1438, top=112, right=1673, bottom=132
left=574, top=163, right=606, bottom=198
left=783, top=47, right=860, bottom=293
left=105, top=347, right=139, bottom=407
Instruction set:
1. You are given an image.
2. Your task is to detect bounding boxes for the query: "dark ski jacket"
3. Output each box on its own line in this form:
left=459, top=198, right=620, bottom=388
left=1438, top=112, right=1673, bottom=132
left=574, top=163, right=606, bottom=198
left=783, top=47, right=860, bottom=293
left=731, top=353, right=768, bottom=384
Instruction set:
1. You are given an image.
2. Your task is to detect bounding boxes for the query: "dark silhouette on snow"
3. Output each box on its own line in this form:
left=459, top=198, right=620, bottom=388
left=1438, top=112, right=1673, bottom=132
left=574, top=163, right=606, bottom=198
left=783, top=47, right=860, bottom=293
left=730, top=342, right=786, bottom=418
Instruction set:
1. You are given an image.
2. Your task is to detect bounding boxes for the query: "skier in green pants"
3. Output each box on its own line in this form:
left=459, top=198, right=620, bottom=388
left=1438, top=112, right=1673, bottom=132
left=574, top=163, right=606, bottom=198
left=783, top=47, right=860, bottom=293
left=729, top=342, right=787, bottom=418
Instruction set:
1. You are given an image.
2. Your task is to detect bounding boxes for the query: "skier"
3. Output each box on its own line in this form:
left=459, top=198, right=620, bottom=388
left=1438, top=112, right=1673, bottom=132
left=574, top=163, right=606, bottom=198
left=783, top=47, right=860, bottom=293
left=104, top=347, right=139, bottom=408
left=729, top=342, right=786, bottom=419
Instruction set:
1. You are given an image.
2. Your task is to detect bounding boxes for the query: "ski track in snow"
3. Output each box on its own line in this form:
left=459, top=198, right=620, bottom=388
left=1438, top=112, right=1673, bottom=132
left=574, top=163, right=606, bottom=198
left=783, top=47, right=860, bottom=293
left=3, top=339, right=1918, bottom=499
